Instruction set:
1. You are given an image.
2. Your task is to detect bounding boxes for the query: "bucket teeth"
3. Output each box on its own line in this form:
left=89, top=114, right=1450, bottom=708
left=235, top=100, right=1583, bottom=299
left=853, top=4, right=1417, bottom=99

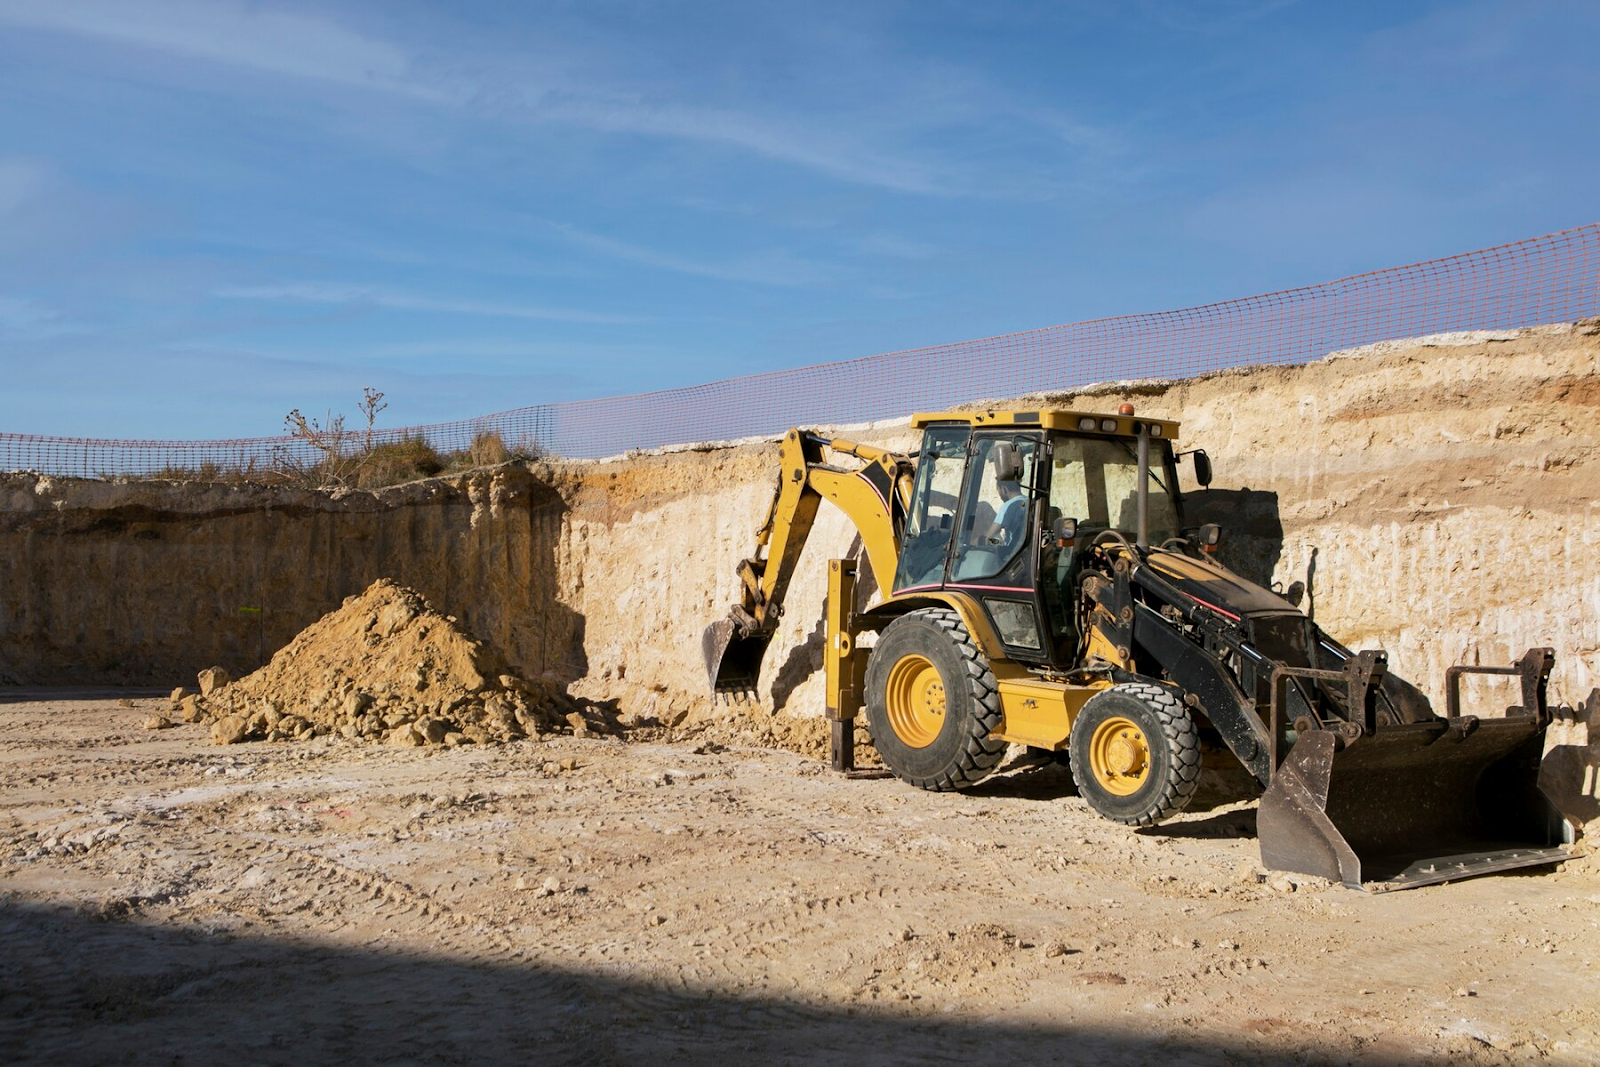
left=710, top=685, right=759, bottom=706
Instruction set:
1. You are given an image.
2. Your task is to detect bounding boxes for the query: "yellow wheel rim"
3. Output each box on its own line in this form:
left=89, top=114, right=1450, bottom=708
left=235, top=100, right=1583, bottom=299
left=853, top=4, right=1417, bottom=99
left=885, top=654, right=947, bottom=749
left=1088, top=715, right=1151, bottom=796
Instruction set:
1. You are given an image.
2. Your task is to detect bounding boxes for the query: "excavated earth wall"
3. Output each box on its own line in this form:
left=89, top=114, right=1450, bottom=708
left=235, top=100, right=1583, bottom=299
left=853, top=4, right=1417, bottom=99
left=2, top=321, right=1597, bottom=822
left=0, top=469, right=582, bottom=689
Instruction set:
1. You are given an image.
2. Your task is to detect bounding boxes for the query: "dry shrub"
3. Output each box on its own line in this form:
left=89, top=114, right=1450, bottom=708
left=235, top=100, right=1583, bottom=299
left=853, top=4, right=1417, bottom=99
left=123, top=390, right=548, bottom=488
left=356, top=435, right=445, bottom=487
left=467, top=431, right=511, bottom=467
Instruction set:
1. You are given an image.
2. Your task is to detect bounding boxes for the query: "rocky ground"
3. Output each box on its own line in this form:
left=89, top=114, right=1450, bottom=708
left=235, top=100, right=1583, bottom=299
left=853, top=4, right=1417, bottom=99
left=2, top=690, right=1597, bottom=1065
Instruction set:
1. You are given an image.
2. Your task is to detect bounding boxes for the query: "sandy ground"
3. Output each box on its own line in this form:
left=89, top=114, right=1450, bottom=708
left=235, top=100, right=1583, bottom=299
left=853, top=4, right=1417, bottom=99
left=3, top=691, right=1598, bottom=1066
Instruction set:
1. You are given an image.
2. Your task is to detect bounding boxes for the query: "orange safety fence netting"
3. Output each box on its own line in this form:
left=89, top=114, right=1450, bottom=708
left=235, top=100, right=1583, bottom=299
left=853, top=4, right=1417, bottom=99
left=3, top=223, right=1598, bottom=476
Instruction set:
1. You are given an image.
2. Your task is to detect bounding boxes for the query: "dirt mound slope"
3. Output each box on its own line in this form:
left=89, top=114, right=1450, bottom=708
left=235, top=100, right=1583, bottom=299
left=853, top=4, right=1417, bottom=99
left=184, top=579, right=590, bottom=747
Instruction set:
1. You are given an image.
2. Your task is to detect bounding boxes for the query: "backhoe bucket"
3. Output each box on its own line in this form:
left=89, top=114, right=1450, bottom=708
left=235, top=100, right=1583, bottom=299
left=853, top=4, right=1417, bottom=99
left=702, top=618, right=773, bottom=697
left=1259, top=717, right=1568, bottom=891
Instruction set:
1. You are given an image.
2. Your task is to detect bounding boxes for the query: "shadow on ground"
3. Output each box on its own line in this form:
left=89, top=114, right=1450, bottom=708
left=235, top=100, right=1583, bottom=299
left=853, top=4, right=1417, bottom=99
left=0, top=686, right=168, bottom=706
left=0, top=898, right=1452, bottom=1066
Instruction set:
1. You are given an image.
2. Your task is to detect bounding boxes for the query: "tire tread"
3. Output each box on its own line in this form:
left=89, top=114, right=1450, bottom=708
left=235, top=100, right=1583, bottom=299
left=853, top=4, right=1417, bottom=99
left=874, top=608, right=1005, bottom=792
left=1069, top=681, right=1200, bottom=826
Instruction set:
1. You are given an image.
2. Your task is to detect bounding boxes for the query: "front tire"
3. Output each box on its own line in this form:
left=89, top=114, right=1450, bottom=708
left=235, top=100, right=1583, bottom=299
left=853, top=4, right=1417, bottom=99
left=865, top=609, right=1006, bottom=791
left=1068, top=682, right=1200, bottom=826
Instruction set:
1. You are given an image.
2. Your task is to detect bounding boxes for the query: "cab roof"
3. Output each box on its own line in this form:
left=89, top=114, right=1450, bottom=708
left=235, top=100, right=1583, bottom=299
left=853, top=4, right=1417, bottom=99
left=909, top=408, right=1181, bottom=441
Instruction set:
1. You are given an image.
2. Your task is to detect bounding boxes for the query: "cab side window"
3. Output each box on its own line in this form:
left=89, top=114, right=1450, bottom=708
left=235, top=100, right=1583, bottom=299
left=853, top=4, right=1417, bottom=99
left=950, top=437, right=1036, bottom=582
left=892, top=426, right=969, bottom=591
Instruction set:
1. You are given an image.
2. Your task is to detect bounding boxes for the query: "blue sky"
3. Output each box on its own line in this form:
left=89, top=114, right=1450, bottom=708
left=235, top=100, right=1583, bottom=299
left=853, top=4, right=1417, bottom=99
left=0, top=0, right=1595, bottom=439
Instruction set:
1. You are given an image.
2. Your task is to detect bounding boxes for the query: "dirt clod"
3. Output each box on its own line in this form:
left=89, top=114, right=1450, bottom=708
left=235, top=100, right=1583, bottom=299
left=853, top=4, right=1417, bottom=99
left=196, top=666, right=231, bottom=696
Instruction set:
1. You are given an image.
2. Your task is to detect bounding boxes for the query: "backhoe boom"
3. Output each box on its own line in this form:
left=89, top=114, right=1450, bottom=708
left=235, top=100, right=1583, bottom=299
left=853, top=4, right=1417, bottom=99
left=703, top=429, right=913, bottom=694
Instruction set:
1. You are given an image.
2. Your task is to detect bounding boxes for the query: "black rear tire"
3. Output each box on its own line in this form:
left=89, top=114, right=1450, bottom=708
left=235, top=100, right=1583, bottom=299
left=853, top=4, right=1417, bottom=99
left=865, top=608, right=1006, bottom=791
left=1068, top=682, right=1200, bottom=826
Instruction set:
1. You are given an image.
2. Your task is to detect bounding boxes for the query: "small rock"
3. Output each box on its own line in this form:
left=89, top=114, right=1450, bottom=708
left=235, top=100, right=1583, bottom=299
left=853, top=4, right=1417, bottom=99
left=899, top=927, right=914, bottom=942
left=649, top=913, right=667, bottom=926
left=390, top=725, right=422, bottom=747
left=143, top=715, right=174, bottom=731
left=169, top=686, right=186, bottom=706
left=197, top=666, right=232, bottom=697
left=1043, top=942, right=1070, bottom=959
left=538, top=876, right=561, bottom=897
left=1455, top=987, right=1474, bottom=998
left=415, top=717, right=449, bottom=745
left=1218, top=939, right=1236, bottom=951
left=1269, top=877, right=1296, bottom=894
left=176, top=696, right=204, bottom=723
left=210, top=715, right=249, bottom=745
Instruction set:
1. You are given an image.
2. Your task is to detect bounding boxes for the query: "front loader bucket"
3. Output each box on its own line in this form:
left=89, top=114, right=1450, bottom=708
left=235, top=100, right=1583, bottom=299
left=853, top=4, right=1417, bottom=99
left=1259, top=717, right=1569, bottom=891
left=701, top=618, right=773, bottom=697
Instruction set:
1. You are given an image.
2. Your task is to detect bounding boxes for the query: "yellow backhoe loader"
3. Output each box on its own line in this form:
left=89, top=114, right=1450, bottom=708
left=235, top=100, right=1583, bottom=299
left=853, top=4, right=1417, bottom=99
left=702, top=409, right=1574, bottom=891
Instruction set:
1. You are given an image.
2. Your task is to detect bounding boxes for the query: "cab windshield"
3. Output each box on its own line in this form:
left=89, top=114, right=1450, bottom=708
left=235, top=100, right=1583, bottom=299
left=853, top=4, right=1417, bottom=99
left=1047, top=434, right=1180, bottom=544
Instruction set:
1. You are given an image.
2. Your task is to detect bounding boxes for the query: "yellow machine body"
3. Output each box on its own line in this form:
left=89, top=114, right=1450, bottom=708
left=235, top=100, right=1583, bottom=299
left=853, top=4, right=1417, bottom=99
left=703, top=409, right=1571, bottom=891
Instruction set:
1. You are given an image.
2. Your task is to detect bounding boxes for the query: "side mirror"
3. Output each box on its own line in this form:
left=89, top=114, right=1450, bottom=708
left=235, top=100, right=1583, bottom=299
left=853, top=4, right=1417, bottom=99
left=1052, top=515, right=1077, bottom=546
left=1191, top=449, right=1213, bottom=488
left=991, top=442, right=1022, bottom=482
left=1284, top=580, right=1306, bottom=608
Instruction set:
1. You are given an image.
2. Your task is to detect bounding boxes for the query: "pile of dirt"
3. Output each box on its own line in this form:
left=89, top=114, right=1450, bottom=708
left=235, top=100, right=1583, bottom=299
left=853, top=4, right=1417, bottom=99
left=176, top=579, right=603, bottom=747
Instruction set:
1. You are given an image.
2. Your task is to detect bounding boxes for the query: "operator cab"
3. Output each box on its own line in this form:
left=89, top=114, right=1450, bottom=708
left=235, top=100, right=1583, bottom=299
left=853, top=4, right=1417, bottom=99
left=893, top=409, right=1200, bottom=668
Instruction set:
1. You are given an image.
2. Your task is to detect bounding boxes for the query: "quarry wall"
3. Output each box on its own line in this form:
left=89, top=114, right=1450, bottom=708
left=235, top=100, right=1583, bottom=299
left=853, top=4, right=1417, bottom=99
left=2, top=320, right=1597, bottom=822
left=0, top=470, right=583, bottom=689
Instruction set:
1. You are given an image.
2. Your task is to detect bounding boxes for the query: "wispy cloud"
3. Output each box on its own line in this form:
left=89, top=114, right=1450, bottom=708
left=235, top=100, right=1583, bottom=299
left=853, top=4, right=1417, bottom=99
left=854, top=233, right=940, bottom=261
left=538, top=98, right=953, bottom=196
left=213, top=282, right=647, bottom=325
left=0, top=0, right=440, bottom=98
left=0, top=296, right=89, bottom=339
left=0, top=158, right=46, bottom=215
left=551, top=224, right=840, bottom=288
left=0, top=1, right=1031, bottom=196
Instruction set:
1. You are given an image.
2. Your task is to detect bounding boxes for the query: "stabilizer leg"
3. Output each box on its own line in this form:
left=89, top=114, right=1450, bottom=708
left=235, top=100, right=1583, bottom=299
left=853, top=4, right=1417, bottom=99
left=825, top=558, right=864, bottom=775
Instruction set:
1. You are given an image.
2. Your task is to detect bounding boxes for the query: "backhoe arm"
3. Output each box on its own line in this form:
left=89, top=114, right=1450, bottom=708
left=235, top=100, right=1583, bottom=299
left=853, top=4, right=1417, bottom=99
left=704, top=428, right=913, bottom=694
